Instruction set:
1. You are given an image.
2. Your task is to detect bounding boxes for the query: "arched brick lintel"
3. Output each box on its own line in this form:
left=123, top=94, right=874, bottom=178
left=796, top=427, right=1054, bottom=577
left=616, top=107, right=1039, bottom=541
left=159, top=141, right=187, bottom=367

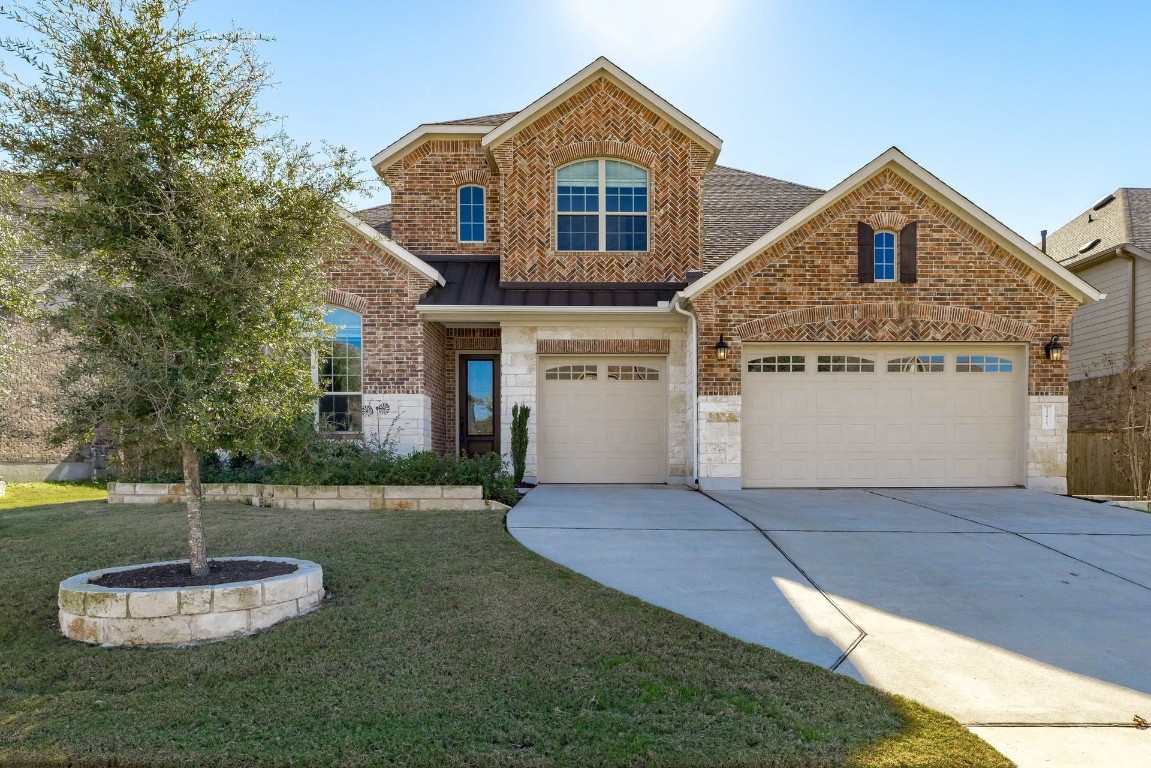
left=324, top=288, right=369, bottom=314
left=550, top=140, right=659, bottom=169
left=734, top=303, right=1037, bottom=343
left=451, top=169, right=491, bottom=187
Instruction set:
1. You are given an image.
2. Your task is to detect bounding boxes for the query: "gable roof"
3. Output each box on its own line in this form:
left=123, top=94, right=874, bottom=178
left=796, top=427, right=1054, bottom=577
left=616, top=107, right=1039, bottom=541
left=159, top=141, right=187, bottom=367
left=437, top=112, right=518, bottom=126
left=702, top=166, right=824, bottom=271
left=337, top=207, right=444, bottom=286
left=355, top=203, right=392, bottom=238
left=481, top=57, right=721, bottom=166
left=681, top=147, right=1102, bottom=305
left=1047, top=188, right=1151, bottom=269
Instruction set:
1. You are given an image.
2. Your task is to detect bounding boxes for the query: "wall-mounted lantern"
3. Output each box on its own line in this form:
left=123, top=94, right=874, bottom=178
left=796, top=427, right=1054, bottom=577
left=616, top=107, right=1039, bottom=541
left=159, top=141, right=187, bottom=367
left=714, top=335, right=730, bottom=362
left=1044, top=335, right=1064, bottom=361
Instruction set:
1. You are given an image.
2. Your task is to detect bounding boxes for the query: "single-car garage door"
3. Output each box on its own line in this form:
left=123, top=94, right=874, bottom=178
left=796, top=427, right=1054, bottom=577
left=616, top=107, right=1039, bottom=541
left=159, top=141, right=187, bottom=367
left=538, top=356, right=667, bottom=483
left=743, top=345, right=1024, bottom=487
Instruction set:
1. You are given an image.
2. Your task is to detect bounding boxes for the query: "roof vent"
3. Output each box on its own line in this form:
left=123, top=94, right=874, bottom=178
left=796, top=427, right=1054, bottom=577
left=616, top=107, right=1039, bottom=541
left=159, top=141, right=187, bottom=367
left=1078, top=238, right=1102, bottom=254
left=1092, top=194, right=1116, bottom=211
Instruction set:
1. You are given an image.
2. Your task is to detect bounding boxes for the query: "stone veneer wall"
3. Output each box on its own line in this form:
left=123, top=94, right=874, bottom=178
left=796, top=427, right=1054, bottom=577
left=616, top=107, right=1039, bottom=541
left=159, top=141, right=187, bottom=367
left=107, top=482, right=509, bottom=512
left=500, top=320, right=691, bottom=483
left=58, top=557, right=323, bottom=646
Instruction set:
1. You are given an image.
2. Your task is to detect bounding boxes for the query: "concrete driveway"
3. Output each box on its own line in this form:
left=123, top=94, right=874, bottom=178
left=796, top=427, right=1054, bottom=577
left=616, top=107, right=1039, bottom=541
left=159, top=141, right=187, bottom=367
left=507, top=485, right=1151, bottom=768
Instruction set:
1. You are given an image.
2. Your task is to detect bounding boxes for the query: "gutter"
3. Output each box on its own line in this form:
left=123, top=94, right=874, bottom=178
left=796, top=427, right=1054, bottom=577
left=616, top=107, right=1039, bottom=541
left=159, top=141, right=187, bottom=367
left=669, top=293, right=700, bottom=488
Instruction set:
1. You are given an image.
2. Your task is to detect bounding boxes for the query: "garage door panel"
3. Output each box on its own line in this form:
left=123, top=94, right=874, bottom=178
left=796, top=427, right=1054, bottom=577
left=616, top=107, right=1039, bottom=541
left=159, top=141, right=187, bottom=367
left=743, top=345, right=1023, bottom=487
left=540, top=356, right=667, bottom=484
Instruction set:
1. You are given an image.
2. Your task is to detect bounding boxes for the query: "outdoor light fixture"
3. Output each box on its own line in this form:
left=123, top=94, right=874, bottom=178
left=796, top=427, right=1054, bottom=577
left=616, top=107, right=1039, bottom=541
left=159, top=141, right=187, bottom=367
left=1044, top=335, right=1064, bottom=361
left=714, top=335, right=730, bottom=361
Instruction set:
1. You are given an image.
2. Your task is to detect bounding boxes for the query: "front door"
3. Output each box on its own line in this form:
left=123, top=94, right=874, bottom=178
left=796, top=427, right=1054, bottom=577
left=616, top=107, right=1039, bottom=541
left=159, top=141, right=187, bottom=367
left=459, top=355, right=500, bottom=456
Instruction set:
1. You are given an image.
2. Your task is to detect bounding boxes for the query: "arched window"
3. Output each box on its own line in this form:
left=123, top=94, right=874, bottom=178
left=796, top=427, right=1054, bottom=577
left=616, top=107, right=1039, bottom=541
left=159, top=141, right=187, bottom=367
left=318, top=307, right=362, bottom=432
left=458, top=185, right=485, bottom=242
left=556, top=159, right=648, bottom=252
left=873, top=231, right=897, bottom=281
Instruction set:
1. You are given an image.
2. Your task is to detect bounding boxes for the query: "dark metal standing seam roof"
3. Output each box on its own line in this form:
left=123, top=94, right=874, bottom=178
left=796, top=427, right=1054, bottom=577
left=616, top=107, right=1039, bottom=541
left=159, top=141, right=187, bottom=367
left=417, top=256, right=683, bottom=307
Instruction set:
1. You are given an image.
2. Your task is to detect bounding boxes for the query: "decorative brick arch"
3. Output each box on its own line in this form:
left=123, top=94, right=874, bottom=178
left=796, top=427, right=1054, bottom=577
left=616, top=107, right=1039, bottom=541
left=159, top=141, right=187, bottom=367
left=451, top=169, right=491, bottom=187
left=550, top=140, right=659, bottom=169
left=863, top=211, right=911, bottom=232
left=735, top=302, right=1037, bottom=344
left=324, top=288, right=369, bottom=314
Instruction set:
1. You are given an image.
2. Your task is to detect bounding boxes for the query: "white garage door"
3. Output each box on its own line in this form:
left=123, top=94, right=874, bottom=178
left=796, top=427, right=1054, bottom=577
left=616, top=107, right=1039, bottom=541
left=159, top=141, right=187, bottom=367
left=538, top=357, right=667, bottom=483
left=743, top=345, right=1024, bottom=487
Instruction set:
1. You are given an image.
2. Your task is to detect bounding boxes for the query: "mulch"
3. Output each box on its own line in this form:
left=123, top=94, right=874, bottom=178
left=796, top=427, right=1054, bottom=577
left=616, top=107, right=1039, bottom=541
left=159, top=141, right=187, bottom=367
left=92, top=559, right=297, bottom=589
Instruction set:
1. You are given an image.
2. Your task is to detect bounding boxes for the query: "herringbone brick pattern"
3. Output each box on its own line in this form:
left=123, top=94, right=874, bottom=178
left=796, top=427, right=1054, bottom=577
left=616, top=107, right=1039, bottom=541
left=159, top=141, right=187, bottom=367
left=536, top=339, right=670, bottom=355
left=490, top=77, right=712, bottom=283
left=694, top=169, right=1080, bottom=398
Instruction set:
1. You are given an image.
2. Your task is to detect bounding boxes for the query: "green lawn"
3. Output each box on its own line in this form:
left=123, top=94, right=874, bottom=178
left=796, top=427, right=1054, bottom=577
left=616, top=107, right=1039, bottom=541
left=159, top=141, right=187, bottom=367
left=0, top=484, right=1012, bottom=767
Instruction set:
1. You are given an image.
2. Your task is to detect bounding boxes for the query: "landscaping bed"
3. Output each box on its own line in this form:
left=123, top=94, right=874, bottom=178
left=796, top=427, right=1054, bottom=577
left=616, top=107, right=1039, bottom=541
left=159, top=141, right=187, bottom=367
left=0, top=486, right=1011, bottom=767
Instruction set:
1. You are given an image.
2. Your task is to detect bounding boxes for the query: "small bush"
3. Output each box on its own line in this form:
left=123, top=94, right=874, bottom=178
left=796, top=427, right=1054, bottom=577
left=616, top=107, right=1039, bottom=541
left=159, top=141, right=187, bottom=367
left=511, top=402, right=530, bottom=486
left=191, top=442, right=516, bottom=506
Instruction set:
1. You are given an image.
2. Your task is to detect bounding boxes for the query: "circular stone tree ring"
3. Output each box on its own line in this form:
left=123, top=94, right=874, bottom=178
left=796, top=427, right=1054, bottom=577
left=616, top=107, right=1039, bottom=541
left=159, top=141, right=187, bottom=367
left=58, top=556, right=323, bottom=647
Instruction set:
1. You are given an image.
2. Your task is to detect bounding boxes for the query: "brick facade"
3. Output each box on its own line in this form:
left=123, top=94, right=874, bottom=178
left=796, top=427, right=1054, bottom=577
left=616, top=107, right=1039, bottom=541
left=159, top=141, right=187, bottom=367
left=328, top=239, right=436, bottom=397
left=490, top=77, right=712, bottom=284
left=691, top=169, right=1080, bottom=398
left=380, top=140, right=500, bottom=257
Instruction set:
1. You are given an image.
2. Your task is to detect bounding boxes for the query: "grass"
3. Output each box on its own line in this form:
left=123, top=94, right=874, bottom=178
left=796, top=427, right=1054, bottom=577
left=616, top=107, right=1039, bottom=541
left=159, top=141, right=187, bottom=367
left=0, top=480, right=107, bottom=510
left=0, top=484, right=1013, bottom=768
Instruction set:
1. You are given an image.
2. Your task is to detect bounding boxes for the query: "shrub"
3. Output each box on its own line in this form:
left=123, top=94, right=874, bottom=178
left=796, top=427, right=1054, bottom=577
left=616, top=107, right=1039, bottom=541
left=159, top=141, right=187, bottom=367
left=511, top=403, right=530, bottom=486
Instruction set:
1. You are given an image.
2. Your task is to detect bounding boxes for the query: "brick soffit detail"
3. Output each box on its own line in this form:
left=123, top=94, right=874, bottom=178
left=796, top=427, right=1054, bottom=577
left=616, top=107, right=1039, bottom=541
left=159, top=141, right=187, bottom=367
left=734, top=303, right=1038, bottom=342
left=536, top=339, right=671, bottom=355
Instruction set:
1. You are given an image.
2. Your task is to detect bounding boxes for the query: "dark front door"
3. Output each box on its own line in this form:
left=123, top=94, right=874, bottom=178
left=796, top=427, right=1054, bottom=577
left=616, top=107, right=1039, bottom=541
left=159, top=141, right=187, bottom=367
left=459, top=355, right=499, bottom=456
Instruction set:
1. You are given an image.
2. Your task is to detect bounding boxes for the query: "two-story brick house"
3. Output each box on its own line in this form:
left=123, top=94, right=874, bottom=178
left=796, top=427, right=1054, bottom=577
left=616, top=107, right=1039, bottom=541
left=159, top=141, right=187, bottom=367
left=323, top=57, right=1100, bottom=492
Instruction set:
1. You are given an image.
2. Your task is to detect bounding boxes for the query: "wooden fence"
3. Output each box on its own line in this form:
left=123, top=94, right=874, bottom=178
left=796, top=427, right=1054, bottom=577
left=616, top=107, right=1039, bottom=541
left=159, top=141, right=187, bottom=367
left=1067, top=430, right=1146, bottom=497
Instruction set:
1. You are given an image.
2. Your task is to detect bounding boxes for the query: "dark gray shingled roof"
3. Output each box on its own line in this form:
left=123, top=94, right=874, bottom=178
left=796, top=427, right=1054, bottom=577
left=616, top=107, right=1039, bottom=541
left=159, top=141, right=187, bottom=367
left=418, top=256, right=683, bottom=307
left=701, top=165, right=824, bottom=271
left=1047, top=188, right=1151, bottom=268
left=436, top=112, right=518, bottom=126
left=354, top=203, right=391, bottom=238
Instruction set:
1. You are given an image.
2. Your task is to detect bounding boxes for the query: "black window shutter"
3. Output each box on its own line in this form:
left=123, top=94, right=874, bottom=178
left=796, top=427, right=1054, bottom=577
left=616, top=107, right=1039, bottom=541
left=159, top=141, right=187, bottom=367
left=899, top=222, right=918, bottom=284
left=857, top=222, right=875, bottom=283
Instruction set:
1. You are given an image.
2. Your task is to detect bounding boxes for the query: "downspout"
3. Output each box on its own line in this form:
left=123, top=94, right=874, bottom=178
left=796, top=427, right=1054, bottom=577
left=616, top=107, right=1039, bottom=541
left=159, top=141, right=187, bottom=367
left=670, top=293, right=699, bottom=488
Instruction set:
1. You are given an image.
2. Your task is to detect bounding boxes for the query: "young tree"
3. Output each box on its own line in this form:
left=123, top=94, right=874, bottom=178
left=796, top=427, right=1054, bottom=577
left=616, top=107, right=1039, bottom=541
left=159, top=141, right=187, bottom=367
left=0, top=0, right=359, bottom=575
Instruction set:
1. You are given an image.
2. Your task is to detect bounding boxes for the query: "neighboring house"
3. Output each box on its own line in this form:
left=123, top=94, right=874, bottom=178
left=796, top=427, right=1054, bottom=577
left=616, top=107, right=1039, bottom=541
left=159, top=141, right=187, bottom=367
left=1045, top=189, right=1151, bottom=430
left=305, top=58, right=1106, bottom=491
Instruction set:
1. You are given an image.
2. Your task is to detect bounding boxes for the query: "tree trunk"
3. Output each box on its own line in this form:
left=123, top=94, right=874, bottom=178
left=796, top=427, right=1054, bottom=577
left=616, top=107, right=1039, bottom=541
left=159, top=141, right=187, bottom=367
left=181, top=442, right=210, bottom=577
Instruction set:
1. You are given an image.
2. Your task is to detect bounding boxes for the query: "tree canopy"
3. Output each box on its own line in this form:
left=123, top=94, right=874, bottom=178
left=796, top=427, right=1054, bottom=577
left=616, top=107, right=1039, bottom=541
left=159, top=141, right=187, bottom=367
left=0, top=0, right=361, bottom=573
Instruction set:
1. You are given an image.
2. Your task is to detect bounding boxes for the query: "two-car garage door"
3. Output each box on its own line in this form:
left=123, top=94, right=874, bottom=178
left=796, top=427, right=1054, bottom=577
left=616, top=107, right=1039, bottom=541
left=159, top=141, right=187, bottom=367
left=743, top=345, right=1025, bottom=487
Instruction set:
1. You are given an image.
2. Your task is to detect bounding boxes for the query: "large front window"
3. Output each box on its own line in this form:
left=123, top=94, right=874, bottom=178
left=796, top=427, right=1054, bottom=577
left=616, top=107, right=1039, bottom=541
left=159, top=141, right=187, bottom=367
left=556, top=159, right=648, bottom=252
left=319, top=307, right=362, bottom=432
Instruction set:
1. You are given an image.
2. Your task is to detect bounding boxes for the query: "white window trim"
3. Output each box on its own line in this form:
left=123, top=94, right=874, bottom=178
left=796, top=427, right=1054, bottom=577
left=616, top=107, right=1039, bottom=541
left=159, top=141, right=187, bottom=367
left=874, top=229, right=898, bottom=282
left=555, top=158, right=649, bottom=253
left=457, top=185, right=486, bottom=244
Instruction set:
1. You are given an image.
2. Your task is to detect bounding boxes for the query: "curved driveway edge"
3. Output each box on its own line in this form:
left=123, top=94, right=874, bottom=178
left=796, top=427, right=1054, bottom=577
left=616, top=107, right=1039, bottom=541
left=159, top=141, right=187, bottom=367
left=508, top=485, right=1151, bottom=768
left=507, top=484, right=863, bottom=671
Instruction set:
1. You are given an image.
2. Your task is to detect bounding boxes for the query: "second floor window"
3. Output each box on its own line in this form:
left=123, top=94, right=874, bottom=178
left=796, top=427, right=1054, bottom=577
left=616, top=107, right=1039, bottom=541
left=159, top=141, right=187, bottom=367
left=556, top=159, right=648, bottom=252
left=874, top=231, right=897, bottom=281
left=458, top=185, right=485, bottom=242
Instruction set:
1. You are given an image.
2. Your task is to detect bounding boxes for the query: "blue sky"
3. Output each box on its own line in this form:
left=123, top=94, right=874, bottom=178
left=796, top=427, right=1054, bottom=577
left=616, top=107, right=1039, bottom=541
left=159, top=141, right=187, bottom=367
left=15, top=0, right=1151, bottom=241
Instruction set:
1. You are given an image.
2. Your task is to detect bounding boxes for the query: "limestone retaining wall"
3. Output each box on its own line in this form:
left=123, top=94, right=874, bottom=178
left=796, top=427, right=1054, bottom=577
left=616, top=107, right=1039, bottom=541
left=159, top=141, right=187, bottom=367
left=107, top=482, right=509, bottom=511
left=58, top=556, right=323, bottom=647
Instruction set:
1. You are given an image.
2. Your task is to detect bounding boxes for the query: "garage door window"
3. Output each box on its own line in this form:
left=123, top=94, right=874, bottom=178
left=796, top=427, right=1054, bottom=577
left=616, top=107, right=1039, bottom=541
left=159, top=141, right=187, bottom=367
left=887, top=355, right=944, bottom=373
left=545, top=364, right=598, bottom=380
left=607, top=365, right=659, bottom=381
left=747, top=355, right=805, bottom=372
left=956, top=355, right=1013, bottom=373
left=817, top=355, right=875, bottom=373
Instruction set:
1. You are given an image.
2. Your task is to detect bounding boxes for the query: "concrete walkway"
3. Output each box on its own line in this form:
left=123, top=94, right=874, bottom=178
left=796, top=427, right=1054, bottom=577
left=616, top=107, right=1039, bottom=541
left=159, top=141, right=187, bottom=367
left=507, top=485, right=1151, bottom=768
